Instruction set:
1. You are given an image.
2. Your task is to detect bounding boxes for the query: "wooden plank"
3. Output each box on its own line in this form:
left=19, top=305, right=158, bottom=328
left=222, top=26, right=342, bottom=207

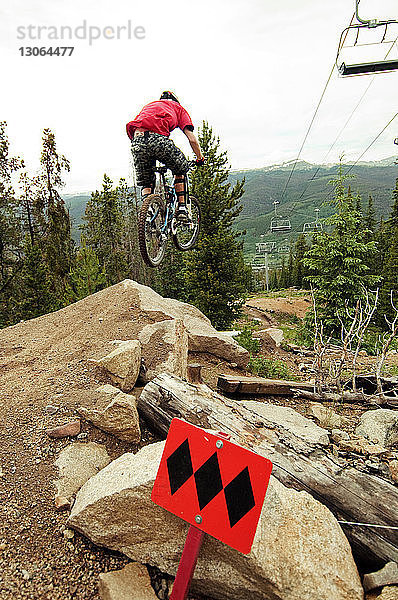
left=217, top=374, right=314, bottom=395
left=138, top=373, right=398, bottom=569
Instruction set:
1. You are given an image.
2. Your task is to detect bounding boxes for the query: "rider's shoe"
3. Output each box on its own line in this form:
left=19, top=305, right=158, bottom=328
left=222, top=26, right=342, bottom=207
left=176, top=203, right=189, bottom=222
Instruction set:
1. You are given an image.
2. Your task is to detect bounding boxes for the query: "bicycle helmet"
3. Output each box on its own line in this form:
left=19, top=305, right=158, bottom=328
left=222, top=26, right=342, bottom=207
left=160, top=90, right=180, bottom=104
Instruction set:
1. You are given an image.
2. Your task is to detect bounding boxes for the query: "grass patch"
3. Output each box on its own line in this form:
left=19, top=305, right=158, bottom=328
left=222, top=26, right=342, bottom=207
left=234, top=326, right=261, bottom=354
left=248, top=355, right=294, bottom=380
left=382, top=364, right=398, bottom=377
left=247, top=288, right=310, bottom=300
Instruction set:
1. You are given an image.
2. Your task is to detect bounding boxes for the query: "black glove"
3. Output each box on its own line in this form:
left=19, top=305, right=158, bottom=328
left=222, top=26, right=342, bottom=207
left=195, top=157, right=205, bottom=166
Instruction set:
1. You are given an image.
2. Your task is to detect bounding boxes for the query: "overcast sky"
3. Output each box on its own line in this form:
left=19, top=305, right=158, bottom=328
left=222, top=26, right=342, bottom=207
left=1, top=0, right=397, bottom=193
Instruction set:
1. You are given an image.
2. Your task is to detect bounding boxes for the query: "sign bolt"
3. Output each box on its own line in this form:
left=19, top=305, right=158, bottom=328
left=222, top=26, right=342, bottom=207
left=216, top=440, right=223, bottom=449
left=195, top=515, right=202, bottom=524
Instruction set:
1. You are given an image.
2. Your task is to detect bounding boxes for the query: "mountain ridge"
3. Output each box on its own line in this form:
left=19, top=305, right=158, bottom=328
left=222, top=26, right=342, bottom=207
left=64, top=157, right=398, bottom=257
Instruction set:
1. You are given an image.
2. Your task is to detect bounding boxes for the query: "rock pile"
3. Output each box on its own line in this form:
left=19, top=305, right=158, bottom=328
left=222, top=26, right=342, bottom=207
left=73, top=280, right=249, bottom=439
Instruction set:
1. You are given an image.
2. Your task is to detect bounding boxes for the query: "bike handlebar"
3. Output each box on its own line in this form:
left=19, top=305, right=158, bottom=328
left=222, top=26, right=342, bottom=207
left=190, top=158, right=205, bottom=168
left=155, top=159, right=205, bottom=175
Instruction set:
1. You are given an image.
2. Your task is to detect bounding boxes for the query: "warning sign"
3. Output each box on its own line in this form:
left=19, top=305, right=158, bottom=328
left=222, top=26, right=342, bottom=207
left=151, top=418, right=273, bottom=554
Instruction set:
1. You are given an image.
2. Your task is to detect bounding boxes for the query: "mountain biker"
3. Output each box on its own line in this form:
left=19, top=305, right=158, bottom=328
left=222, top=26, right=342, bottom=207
left=126, top=91, right=205, bottom=220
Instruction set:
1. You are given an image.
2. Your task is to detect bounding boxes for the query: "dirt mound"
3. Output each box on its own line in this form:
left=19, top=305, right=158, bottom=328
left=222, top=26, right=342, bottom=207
left=0, top=280, right=247, bottom=412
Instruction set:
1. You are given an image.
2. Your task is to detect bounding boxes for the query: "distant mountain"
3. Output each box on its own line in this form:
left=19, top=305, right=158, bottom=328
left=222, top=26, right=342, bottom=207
left=64, top=157, right=398, bottom=255
left=64, top=193, right=90, bottom=243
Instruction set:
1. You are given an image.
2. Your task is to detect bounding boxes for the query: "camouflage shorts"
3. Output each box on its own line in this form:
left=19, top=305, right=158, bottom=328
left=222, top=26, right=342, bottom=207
left=131, top=132, right=190, bottom=188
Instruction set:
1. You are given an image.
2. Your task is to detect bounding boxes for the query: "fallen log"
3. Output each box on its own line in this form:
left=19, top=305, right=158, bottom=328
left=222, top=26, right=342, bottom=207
left=294, top=389, right=369, bottom=404
left=217, top=374, right=314, bottom=395
left=138, top=373, right=398, bottom=570
left=294, top=389, right=397, bottom=406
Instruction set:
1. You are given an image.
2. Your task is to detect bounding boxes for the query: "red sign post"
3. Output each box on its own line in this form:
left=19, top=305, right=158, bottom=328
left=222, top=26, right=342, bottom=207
left=152, top=418, right=273, bottom=600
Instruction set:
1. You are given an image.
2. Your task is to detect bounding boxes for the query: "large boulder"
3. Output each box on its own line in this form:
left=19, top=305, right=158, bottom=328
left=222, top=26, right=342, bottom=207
left=54, top=442, right=111, bottom=501
left=93, top=340, right=142, bottom=392
left=129, top=280, right=249, bottom=368
left=78, top=385, right=141, bottom=443
left=69, top=442, right=363, bottom=600
left=356, top=409, right=398, bottom=448
left=138, top=319, right=188, bottom=381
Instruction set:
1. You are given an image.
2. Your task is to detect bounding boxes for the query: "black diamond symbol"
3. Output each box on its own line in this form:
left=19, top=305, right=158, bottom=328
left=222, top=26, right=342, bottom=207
left=194, top=452, right=223, bottom=510
left=224, top=467, right=255, bottom=528
left=167, top=439, right=194, bottom=495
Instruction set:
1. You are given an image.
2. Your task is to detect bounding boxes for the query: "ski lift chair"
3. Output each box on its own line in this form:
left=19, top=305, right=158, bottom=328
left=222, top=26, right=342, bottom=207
left=256, top=241, right=276, bottom=254
left=270, top=199, right=291, bottom=233
left=337, top=1, right=398, bottom=76
left=302, top=208, right=323, bottom=234
left=277, top=239, right=290, bottom=253
left=302, top=222, right=323, bottom=234
left=394, top=138, right=398, bottom=145
left=270, top=217, right=292, bottom=233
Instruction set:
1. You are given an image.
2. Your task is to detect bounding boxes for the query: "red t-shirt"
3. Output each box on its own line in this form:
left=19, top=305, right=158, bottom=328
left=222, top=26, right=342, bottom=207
left=126, top=100, right=194, bottom=139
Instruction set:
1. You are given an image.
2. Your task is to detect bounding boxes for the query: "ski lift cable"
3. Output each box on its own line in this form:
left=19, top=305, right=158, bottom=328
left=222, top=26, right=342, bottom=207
left=278, top=12, right=356, bottom=206
left=285, top=34, right=398, bottom=217
left=316, top=111, right=398, bottom=206
left=278, top=65, right=336, bottom=205
left=344, top=111, right=398, bottom=176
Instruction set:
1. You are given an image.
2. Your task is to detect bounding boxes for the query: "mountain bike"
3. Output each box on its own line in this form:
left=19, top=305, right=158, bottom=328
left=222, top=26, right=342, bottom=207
left=138, top=162, right=201, bottom=268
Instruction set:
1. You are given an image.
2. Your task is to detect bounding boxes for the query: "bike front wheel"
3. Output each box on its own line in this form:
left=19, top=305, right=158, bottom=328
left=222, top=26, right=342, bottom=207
left=138, top=194, right=167, bottom=267
left=173, top=196, right=201, bottom=251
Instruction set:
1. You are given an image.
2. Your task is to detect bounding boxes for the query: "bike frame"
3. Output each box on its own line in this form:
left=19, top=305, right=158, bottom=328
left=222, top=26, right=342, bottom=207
left=151, top=165, right=191, bottom=236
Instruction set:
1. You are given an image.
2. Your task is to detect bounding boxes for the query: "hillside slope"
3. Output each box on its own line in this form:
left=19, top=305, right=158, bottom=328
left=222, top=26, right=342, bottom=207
left=229, top=159, right=397, bottom=257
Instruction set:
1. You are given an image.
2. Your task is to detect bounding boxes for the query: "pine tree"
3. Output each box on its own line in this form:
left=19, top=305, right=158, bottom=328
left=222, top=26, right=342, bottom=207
left=388, top=178, right=398, bottom=228
left=19, top=172, right=35, bottom=245
left=0, top=122, right=24, bottom=325
left=269, top=269, right=279, bottom=291
left=17, top=240, right=54, bottom=320
left=377, top=179, right=398, bottom=325
left=183, top=122, right=247, bottom=329
left=82, top=174, right=128, bottom=285
left=286, top=246, right=294, bottom=288
left=292, top=234, right=309, bottom=288
left=355, top=193, right=362, bottom=219
left=156, top=245, right=187, bottom=300
left=378, top=226, right=398, bottom=324
left=34, top=129, right=74, bottom=300
left=69, top=237, right=107, bottom=300
left=279, top=258, right=288, bottom=289
left=118, top=178, right=147, bottom=283
left=303, top=163, right=379, bottom=334
left=364, top=195, right=376, bottom=236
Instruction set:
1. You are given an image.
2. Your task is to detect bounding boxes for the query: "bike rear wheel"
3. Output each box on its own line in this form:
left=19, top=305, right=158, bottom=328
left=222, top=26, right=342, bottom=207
left=173, top=196, right=201, bottom=251
left=138, top=194, right=167, bottom=267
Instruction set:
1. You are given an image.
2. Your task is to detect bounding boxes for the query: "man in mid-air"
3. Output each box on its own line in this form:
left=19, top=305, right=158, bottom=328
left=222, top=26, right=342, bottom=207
left=126, top=91, right=204, bottom=219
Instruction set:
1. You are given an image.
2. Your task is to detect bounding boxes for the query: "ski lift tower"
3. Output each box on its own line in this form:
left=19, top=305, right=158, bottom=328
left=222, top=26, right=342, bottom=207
left=253, top=236, right=276, bottom=291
